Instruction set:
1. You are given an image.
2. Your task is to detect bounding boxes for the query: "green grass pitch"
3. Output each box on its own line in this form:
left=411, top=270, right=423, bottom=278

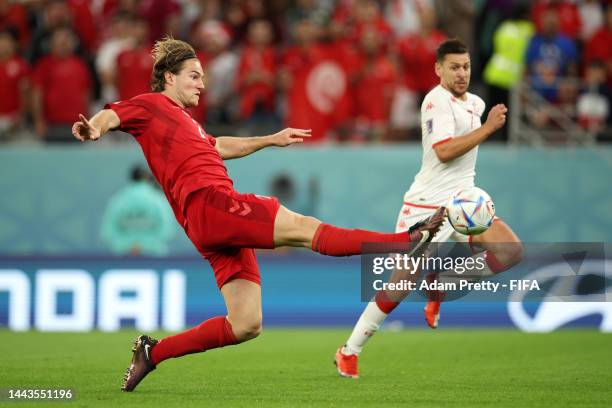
left=0, top=329, right=610, bottom=407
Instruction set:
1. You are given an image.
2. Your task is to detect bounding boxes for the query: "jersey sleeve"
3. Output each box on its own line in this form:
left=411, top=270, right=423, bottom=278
left=421, top=95, right=455, bottom=148
left=476, top=96, right=486, bottom=119
left=104, top=99, right=153, bottom=136
left=204, top=132, right=216, bottom=146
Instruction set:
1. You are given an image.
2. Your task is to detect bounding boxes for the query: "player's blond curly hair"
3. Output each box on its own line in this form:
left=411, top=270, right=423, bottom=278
left=150, top=37, right=197, bottom=92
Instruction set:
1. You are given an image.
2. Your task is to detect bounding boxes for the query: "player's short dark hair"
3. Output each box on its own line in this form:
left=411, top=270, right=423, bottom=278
left=150, top=37, right=197, bottom=92
left=436, top=39, right=469, bottom=63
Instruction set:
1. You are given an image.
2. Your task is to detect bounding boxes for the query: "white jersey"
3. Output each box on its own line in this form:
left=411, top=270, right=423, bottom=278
left=403, top=85, right=486, bottom=207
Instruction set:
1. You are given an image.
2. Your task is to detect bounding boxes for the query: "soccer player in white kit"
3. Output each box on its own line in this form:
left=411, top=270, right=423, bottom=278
left=334, top=39, right=523, bottom=379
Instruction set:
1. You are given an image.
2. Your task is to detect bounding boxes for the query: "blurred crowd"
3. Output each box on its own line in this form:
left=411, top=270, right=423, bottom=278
left=0, top=0, right=611, bottom=144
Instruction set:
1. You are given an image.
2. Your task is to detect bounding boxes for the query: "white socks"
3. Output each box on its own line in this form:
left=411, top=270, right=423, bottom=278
left=343, top=301, right=389, bottom=355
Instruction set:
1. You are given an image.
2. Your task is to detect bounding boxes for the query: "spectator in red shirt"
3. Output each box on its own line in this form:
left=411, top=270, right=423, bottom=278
left=140, top=0, right=181, bottom=42
left=0, top=28, right=29, bottom=141
left=584, top=5, right=612, bottom=89
left=353, top=26, right=398, bottom=141
left=28, top=0, right=85, bottom=64
left=100, top=0, right=141, bottom=21
left=115, top=17, right=152, bottom=101
left=335, top=0, right=392, bottom=44
left=325, top=19, right=362, bottom=142
left=223, top=0, right=283, bottom=46
left=102, top=0, right=180, bottom=43
left=67, top=0, right=98, bottom=52
left=235, top=20, right=278, bottom=131
left=32, top=27, right=92, bottom=142
left=96, top=12, right=134, bottom=103
left=392, top=5, right=446, bottom=140
left=397, top=6, right=445, bottom=96
left=0, top=0, right=29, bottom=51
left=532, top=0, right=582, bottom=40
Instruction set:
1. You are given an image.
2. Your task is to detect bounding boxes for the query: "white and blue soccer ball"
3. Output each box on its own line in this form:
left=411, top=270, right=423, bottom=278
left=447, top=187, right=495, bottom=235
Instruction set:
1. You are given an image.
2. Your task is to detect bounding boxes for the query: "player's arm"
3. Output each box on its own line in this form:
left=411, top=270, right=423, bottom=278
left=434, top=104, right=507, bottom=163
left=71, top=109, right=120, bottom=142
left=215, top=128, right=311, bottom=160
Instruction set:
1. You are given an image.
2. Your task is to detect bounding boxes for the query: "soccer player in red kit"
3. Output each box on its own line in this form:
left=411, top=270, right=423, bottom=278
left=71, top=38, right=446, bottom=392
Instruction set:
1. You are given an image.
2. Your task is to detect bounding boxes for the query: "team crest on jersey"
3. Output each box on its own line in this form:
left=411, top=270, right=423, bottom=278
left=425, top=102, right=434, bottom=111
left=426, top=119, right=433, bottom=135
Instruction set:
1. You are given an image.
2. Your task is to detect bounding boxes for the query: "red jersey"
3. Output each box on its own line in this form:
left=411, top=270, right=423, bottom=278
left=32, top=55, right=91, bottom=124
left=532, top=1, right=582, bottom=39
left=106, top=93, right=233, bottom=227
left=0, top=56, right=29, bottom=116
left=354, top=54, right=398, bottom=123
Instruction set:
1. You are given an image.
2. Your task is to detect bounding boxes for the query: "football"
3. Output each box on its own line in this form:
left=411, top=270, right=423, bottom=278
left=447, top=187, right=495, bottom=235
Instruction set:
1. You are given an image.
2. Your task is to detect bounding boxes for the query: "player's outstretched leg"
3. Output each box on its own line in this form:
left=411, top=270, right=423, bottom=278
left=424, top=219, right=523, bottom=329
left=122, top=335, right=158, bottom=391
left=273, top=206, right=446, bottom=255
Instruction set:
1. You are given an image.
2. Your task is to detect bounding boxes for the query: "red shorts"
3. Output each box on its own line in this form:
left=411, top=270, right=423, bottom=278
left=185, top=186, right=280, bottom=289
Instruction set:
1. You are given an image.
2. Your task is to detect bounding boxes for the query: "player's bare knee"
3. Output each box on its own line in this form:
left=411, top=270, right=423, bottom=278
left=232, top=318, right=263, bottom=342
left=283, top=213, right=320, bottom=246
left=297, top=214, right=321, bottom=246
left=275, top=206, right=321, bottom=247
left=247, top=322, right=263, bottom=339
left=237, top=324, right=262, bottom=342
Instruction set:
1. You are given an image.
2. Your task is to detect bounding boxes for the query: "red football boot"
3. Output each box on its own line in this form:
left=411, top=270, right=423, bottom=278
left=334, top=347, right=359, bottom=379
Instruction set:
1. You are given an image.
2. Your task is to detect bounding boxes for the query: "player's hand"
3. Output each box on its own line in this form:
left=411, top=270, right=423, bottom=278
left=72, top=114, right=101, bottom=142
left=484, top=104, right=507, bottom=133
left=271, top=128, right=312, bottom=146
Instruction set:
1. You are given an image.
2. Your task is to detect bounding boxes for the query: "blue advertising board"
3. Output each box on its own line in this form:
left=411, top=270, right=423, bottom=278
left=1, top=252, right=610, bottom=332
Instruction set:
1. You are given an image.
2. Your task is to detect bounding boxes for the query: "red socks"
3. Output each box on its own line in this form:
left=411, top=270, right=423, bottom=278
left=312, top=224, right=410, bottom=257
left=484, top=250, right=507, bottom=273
left=151, top=316, right=238, bottom=366
left=375, top=291, right=400, bottom=314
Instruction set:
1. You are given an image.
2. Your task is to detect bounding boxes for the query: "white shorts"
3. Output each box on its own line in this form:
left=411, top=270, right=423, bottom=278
left=395, top=201, right=469, bottom=243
